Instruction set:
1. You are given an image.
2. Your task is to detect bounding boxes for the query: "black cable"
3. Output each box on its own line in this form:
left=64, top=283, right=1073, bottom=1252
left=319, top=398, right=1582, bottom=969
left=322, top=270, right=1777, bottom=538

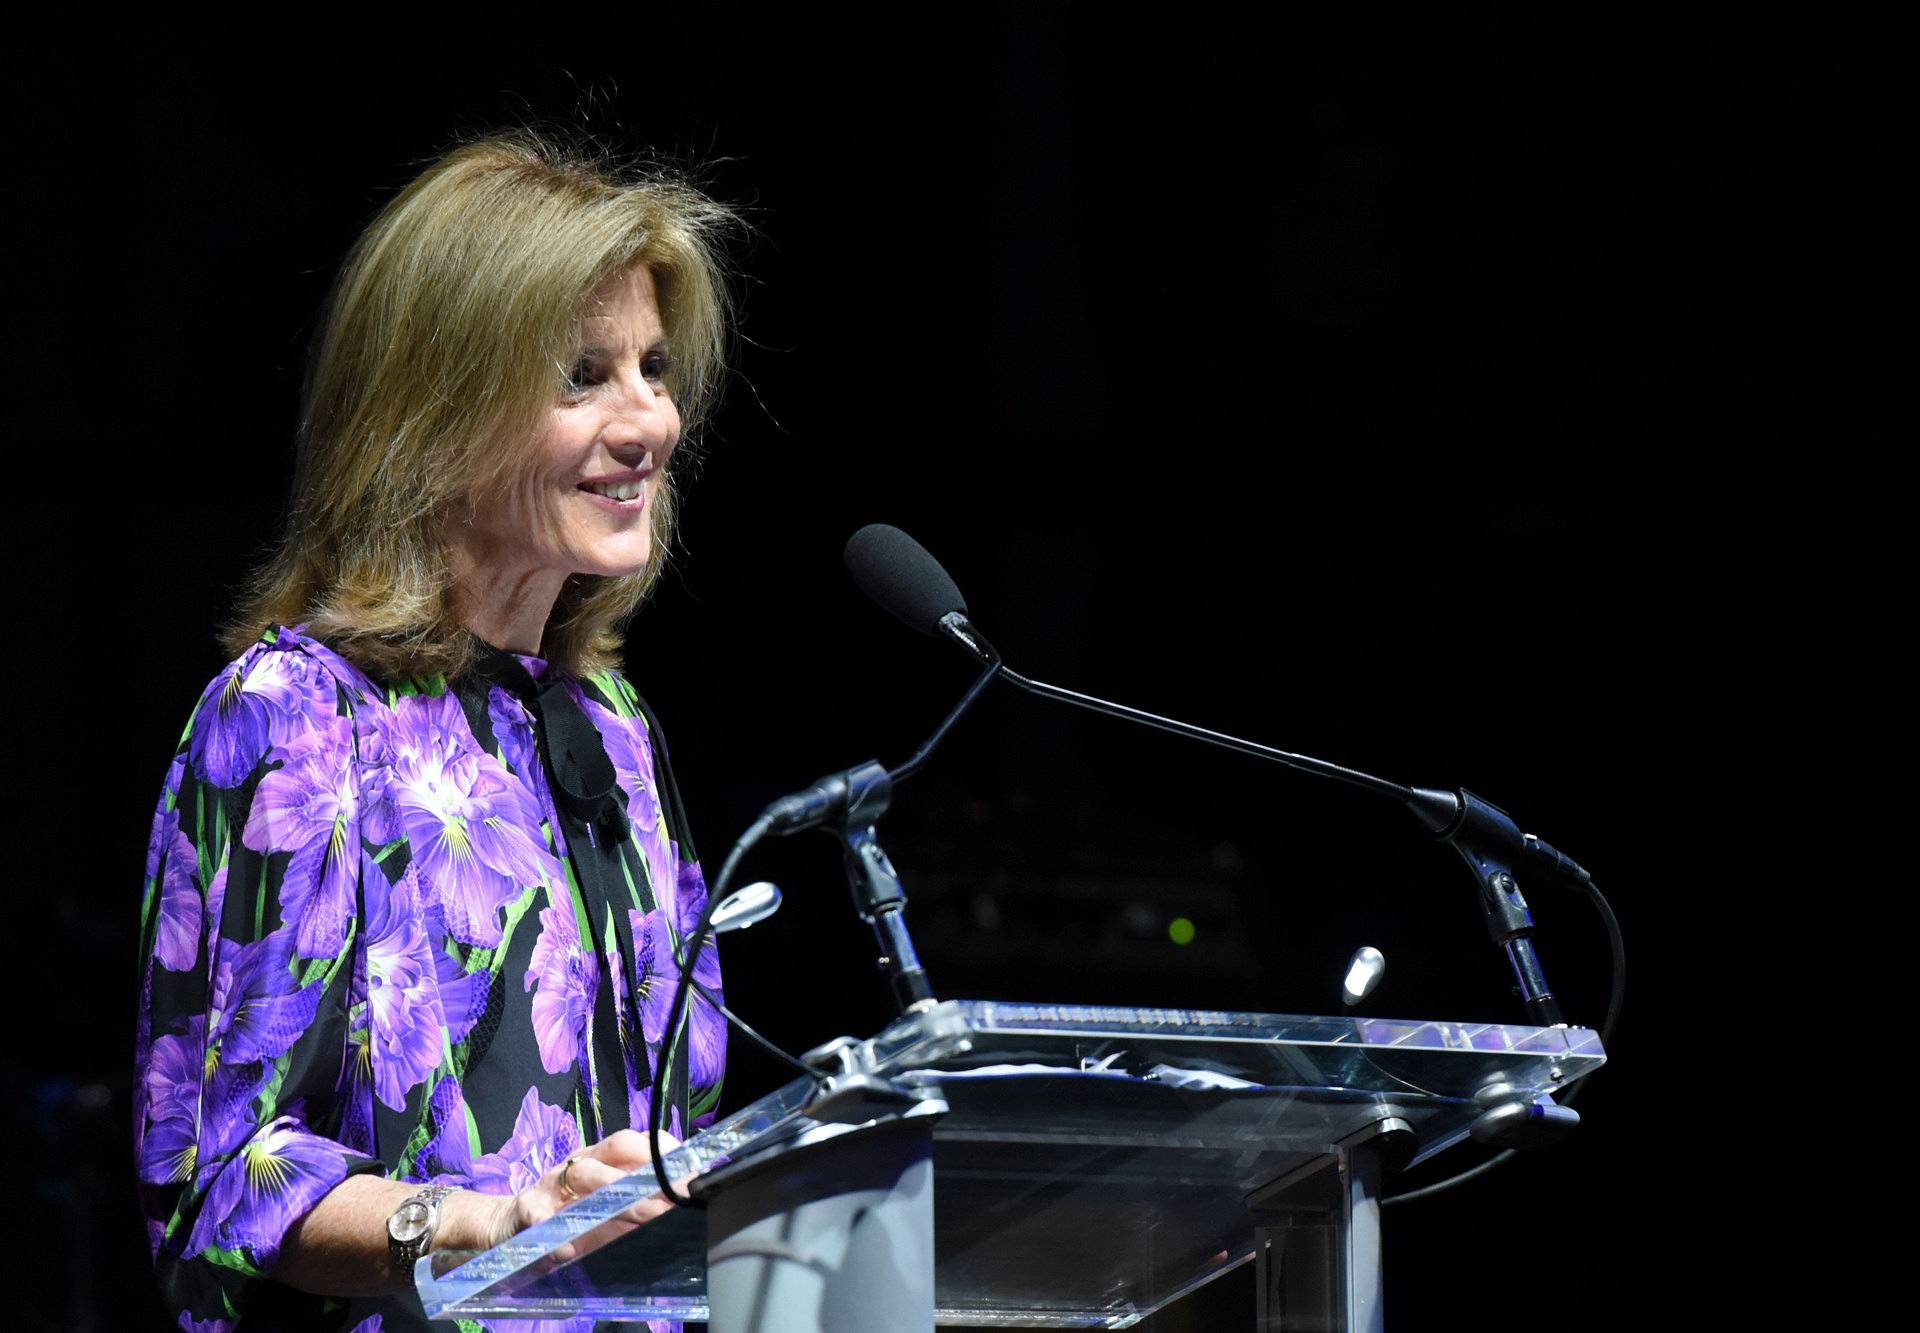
left=640, top=660, right=1030, bottom=1204
left=1383, top=877, right=1624, bottom=1207
left=648, top=812, right=782, bottom=1207
left=691, top=976, right=819, bottom=1081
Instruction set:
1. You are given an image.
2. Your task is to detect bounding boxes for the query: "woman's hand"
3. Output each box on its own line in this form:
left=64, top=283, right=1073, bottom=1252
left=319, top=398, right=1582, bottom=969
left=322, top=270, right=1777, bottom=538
left=479, top=1128, right=681, bottom=1251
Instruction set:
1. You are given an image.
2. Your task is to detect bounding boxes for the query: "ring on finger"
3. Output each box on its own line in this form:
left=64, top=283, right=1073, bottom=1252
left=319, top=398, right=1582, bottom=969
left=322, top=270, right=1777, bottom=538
left=559, top=1152, right=583, bottom=1201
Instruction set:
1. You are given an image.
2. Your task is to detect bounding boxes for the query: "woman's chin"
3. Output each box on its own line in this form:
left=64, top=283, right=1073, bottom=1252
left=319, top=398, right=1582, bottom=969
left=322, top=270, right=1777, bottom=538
left=572, top=548, right=654, bottom=581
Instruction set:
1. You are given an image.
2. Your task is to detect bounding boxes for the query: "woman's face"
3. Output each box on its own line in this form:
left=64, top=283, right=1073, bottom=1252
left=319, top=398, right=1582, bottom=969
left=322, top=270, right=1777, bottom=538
left=460, top=266, right=682, bottom=595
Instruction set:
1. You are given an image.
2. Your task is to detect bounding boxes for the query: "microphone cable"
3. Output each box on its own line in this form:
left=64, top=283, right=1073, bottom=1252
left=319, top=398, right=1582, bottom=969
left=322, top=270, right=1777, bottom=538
left=648, top=811, right=780, bottom=1207
left=1384, top=872, right=1623, bottom=1206
left=648, top=653, right=1005, bottom=1207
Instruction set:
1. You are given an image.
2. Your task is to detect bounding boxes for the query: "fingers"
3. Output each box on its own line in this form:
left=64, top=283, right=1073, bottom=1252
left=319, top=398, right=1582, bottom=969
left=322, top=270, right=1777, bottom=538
left=515, top=1153, right=618, bottom=1230
left=615, top=1194, right=674, bottom=1228
left=559, top=1153, right=626, bottom=1200
left=509, top=1138, right=683, bottom=1243
left=592, top=1127, right=679, bottom=1169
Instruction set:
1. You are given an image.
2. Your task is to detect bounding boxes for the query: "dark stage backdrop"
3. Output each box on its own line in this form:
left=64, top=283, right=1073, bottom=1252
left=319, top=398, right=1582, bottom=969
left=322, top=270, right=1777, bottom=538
left=8, top=13, right=1876, bottom=1330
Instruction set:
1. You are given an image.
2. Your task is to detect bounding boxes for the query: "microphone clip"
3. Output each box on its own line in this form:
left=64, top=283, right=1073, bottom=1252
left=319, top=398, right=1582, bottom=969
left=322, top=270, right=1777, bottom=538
left=1408, top=787, right=1565, bottom=1028
left=823, top=765, right=936, bottom=1014
left=766, top=760, right=935, bottom=1015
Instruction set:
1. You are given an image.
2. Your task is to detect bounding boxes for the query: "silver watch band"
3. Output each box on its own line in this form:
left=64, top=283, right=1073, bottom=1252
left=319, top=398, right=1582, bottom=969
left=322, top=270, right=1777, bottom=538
left=388, top=1183, right=456, bottom=1269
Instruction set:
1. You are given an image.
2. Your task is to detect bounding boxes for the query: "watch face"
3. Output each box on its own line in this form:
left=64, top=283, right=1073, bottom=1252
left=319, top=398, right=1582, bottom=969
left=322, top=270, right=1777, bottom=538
left=392, top=1201, right=431, bottom=1243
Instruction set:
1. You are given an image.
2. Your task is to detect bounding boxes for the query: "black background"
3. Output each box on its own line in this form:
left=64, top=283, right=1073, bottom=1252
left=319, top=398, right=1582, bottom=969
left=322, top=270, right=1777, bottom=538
left=6, top=12, right=1883, bottom=1329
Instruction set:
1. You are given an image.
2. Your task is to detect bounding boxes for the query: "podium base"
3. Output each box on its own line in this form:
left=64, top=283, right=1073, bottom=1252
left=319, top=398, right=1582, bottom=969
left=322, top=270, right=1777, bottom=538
left=703, top=1115, right=936, bottom=1333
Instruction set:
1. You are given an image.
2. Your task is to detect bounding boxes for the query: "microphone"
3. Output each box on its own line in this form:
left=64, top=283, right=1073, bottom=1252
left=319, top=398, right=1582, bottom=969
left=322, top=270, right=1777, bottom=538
left=844, top=523, right=966, bottom=634
left=844, top=524, right=1590, bottom=888
left=753, top=526, right=1009, bottom=837
left=844, top=525, right=1607, bottom=1031
left=844, top=524, right=1000, bottom=665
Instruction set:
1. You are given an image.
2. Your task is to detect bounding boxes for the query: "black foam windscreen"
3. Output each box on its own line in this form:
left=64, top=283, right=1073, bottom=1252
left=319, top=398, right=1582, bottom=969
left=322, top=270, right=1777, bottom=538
left=843, top=524, right=968, bottom=635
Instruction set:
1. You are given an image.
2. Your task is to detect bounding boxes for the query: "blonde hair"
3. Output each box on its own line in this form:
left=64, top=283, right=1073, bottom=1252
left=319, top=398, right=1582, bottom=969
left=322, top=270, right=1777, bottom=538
left=224, top=129, right=736, bottom=681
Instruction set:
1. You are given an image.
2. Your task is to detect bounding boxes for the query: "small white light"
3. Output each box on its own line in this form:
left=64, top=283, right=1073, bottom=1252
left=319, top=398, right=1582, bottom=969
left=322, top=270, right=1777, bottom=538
left=1342, top=946, right=1386, bottom=1005
left=710, top=881, right=783, bottom=934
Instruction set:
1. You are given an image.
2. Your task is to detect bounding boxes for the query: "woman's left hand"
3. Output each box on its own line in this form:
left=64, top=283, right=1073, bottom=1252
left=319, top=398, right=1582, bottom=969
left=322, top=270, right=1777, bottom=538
left=472, top=1127, right=682, bottom=1252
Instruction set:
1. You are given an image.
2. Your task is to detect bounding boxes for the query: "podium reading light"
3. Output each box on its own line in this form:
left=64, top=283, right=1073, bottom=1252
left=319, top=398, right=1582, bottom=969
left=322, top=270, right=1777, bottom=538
left=1342, top=946, right=1386, bottom=1006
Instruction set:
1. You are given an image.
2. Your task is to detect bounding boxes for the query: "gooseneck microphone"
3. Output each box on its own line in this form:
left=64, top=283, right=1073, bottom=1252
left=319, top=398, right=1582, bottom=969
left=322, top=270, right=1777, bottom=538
left=841, top=523, right=1622, bottom=1207
left=847, top=524, right=1408, bottom=798
left=842, top=524, right=1611, bottom=1033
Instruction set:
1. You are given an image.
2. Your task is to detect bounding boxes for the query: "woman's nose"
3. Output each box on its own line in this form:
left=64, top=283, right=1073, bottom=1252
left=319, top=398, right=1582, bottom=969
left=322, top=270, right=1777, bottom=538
left=605, top=374, right=680, bottom=458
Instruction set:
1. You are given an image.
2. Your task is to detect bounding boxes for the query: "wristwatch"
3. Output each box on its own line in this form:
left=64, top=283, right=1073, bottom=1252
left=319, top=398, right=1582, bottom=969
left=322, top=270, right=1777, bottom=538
left=387, top=1184, right=456, bottom=1269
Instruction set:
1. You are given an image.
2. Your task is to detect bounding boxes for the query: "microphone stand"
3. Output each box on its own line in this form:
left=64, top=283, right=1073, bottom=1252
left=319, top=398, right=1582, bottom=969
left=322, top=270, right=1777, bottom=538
left=827, top=761, right=937, bottom=1013
left=1405, top=788, right=1564, bottom=1028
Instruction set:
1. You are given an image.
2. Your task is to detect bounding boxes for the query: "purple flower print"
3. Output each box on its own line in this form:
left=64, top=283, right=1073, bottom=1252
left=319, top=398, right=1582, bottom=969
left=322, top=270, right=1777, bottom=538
left=364, top=858, right=447, bottom=1110
left=526, top=903, right=596, bottom=1076
left=146, top=777, right=185, bottom=881
left=633, top=905, right=723, bottom=1094
left=681, top=942, right=725, bottom=1096
left=489, top=685, right=568, bottom=857
left=151, top=807, right=203, bottom=972
left=193, top=1061, right=274, bottom=1182
left=209, top=929, right=326, bottom=1070
left=188, top=656, right=277, bottom=790
left=673, top=858, right=710, bottom=940
left=387, top=692, right=560, bottom=948
left=204, top=863, right=227, bottom=954
left=418, top=1075, right=472, bottom=1181
left=137, top=1001, right=269, bottom=1201
left=446, top=1087, right=580, bottom=1199
left=581, top=693, right=662, bottom=831
left=579, top=692, right=674, bottom=887
left=686, top=989, right=726, bottom=1096
left=487, top=686, right=538, bottom=777
left=243, top=714, right=361, bottom=959
left=636, top=819, right=678, bottom=916
left=188, top=646, right=336, bottom=789
left=417, top=904, right=493, bottom=1055
left=337, top=1021, right=376, bottom=1158
left=435, top=947, right=490, bottom=1045
left=184, top=1118, right=353, bottom=1266
left=351, top=716, right=403, bottom=848
left=140, top=639, right=720, bottom=1330
left=138, top=1026, right=205, bottom=1186
left=630, top=909, right=680, bottom=1049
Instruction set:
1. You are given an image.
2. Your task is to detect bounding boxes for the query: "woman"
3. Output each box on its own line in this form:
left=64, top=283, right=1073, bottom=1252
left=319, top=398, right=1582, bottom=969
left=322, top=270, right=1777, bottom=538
left=133, top=131, right=736, bottom=1331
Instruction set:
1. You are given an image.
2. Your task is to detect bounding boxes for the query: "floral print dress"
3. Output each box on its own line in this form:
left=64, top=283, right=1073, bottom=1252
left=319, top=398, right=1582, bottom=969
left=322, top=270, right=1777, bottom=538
left=134, top=624, right=724, bottom=1331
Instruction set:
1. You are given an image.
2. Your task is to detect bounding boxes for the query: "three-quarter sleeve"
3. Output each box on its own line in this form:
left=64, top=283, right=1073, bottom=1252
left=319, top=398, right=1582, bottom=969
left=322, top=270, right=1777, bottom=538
left=134, top=638, right=386, bottom=1326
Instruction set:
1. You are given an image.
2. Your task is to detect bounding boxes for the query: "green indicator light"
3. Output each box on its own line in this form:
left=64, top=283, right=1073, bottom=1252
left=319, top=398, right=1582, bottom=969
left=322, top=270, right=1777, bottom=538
left=1168, top=917, right=1196, bottom=945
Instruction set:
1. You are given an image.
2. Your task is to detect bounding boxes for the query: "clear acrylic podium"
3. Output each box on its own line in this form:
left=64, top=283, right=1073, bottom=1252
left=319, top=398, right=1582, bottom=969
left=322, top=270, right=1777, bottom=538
left=418, top=999, right=1603, bottom=1330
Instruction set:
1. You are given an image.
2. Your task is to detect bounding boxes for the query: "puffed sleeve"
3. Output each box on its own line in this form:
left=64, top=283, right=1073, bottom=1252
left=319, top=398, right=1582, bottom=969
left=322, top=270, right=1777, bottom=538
left=133, top=636, right=386, bottom=1326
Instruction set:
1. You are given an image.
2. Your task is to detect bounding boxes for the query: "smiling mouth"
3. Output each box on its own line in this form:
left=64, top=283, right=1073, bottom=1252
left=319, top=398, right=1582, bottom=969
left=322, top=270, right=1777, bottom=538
left=580, top=478, right=646, bottom=501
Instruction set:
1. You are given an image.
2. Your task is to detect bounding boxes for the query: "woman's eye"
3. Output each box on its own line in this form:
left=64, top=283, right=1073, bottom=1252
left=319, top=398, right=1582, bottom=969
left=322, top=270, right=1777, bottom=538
left=565, top=352, right=671, bottom=396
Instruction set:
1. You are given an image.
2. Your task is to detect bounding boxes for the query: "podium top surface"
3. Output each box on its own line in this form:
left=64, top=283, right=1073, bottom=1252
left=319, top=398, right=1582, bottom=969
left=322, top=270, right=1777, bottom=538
left=420, top=999, right=1602, bottom=1326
